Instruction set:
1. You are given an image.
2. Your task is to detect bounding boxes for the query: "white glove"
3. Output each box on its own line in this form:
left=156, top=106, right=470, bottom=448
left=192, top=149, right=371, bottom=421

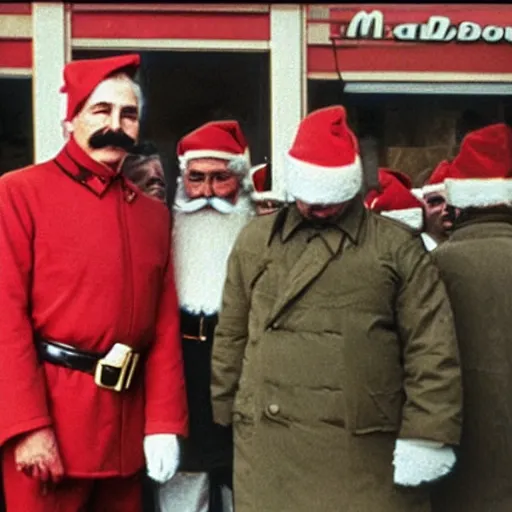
left=143, top=434, right=180, bottom=484
left=393, top=438, right=456, bottom=486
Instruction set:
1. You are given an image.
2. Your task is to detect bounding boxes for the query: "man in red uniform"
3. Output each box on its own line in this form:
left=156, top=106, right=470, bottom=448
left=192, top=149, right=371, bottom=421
left=0, top=54, right=188, bottom=511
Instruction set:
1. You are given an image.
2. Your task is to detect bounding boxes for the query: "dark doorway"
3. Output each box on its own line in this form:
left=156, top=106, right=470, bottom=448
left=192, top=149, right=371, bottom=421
left=73, top=49, right=270, bottom=199
left=0, top=77, right=33, bottom=175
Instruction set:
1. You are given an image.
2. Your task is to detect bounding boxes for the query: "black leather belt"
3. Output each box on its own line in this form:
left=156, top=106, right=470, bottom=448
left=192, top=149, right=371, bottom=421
left=37, top=338, right=141, bottom=392
left=38, top=340, right=104, bottom=375
left=180, top=310, right=218, bottom=342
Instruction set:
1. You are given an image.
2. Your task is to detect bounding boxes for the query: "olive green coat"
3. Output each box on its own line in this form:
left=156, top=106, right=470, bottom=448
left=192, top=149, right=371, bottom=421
left=431, top=213, right=512, bottom=512
left=212, top=200, right=462, bottom=512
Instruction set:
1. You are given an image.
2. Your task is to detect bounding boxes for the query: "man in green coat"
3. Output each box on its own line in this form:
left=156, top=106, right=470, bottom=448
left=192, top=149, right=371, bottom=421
left=211, top=106, right=462, bottom=512
left=431, top=123, right=512, bottom=512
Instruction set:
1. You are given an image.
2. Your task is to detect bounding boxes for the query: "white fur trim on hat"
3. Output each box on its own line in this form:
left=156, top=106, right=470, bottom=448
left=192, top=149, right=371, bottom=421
left=445, top=178, right=512, bottom=208
left=380, top=207, right=423, bottom=230
left=284, top=153, right=363, bottom=204
left=411, top=188, right=424, bottom=200
left=179, top=149, right=250, bottom=174
left=422, top=183, right=446, bottom=196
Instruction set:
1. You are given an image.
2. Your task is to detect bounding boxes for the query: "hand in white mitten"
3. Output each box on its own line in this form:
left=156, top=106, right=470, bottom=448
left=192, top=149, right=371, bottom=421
left=393, top=438, right=456, bottom=487
left=143, top=434, right=180, bottom=484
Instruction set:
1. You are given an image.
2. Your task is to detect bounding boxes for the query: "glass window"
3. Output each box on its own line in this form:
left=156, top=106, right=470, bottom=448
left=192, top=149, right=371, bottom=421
left=0, top=78, right=33, bottom=175
left=308, top=78, right=505, bottom=184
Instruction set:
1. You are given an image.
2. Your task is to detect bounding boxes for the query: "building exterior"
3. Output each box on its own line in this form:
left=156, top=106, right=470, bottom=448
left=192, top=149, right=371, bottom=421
left=1, top=3, right=512, bottom=187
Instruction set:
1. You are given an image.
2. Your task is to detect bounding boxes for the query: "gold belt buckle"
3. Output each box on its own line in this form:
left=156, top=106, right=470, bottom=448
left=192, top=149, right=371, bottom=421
left=182, top=315, right=208, bottom=342
left=94, top=343, right=140, bottom=392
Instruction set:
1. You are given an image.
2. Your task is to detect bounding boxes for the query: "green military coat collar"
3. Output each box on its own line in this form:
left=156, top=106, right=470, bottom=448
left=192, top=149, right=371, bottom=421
left=268, top=198, right=366, bottom=256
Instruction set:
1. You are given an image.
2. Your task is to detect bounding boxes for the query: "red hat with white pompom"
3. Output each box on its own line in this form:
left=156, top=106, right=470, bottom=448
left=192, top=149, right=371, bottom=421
left=365, top=168, right=424, bottom=230
left=445, top=123, right=512, bottom=208
left=249, top=163, right=284, bottom=202
left=177, top=120, right=251, bottom=176
left=284, top=105, right=363, bottom=204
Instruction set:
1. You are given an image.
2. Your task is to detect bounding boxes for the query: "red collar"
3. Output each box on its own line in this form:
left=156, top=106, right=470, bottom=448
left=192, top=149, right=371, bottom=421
left=53, top=136, right=139, bottom=201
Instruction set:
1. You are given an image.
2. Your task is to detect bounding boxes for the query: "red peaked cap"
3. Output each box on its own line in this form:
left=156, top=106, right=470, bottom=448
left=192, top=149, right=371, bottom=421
left=60, top=53, right=141, bottom=121
left=365, top=168, right=423, bottom=212
left=449, top=123, right=512, bottom=180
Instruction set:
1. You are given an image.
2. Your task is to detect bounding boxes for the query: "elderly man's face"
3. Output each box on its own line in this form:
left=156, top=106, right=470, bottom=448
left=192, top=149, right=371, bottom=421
left=183, top=158, right=240, bottom=205
left=123, top=155, right=167, bottom=203
left=71, top=74, right=140, bottom=168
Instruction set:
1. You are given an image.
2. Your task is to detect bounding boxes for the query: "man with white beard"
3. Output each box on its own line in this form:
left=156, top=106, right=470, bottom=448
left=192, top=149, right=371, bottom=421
left=156, top=120, right=254, bottom=512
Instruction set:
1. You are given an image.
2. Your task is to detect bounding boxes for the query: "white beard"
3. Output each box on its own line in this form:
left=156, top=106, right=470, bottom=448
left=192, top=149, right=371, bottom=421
left=172, top=192, right=254, bottom=315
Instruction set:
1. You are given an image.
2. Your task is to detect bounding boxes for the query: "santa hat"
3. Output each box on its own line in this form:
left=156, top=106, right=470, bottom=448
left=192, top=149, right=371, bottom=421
left=285, top=105, right=362, bottom=204
left=177, top=120, right=251, bottom=175
left=60, top=53, right=140, bottom=122
left=422, top=160, right=451, bottom=196
left=365, top=168, right=424, bottom=230
left=249, top=163, right=284, bottom=202
left=411, top=188, right=425, bottom=201
left=445, top=123, right=512, bottom=208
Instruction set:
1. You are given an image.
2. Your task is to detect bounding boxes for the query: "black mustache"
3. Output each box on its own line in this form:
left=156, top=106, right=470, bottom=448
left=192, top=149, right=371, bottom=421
left=88, top=129, right=135, bottom=151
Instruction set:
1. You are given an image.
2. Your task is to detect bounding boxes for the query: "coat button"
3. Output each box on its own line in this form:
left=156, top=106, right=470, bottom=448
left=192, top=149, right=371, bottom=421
left=267, top=403, right=280, bottom=415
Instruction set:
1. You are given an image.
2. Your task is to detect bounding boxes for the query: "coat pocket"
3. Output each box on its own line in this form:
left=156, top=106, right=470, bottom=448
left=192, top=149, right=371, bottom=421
left=346, top=387, right=404, bottom=435
left=261, top=379, right=346, bottom=429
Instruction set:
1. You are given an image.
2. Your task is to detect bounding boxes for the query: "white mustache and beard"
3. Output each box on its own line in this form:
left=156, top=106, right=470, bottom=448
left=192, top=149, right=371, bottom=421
left=172, top=179, right=255, bottom=315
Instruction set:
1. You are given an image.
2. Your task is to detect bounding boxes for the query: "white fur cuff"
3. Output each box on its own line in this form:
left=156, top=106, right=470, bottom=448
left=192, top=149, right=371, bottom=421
left=393, top=439, right=456, bottom=487
left=422, top=183, right=446, bottom=196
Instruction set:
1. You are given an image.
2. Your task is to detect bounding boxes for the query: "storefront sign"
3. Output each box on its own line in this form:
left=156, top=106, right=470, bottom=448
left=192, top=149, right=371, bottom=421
left=335, top=9, right=512, bottom=43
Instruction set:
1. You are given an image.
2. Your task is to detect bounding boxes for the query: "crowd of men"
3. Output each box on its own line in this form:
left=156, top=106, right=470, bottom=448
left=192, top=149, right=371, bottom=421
left=0, top=52, right=511, bottom=512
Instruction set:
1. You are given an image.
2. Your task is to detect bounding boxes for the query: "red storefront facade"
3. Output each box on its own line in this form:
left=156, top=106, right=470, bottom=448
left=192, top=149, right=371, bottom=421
left=0, top=3, right=511, bottom=185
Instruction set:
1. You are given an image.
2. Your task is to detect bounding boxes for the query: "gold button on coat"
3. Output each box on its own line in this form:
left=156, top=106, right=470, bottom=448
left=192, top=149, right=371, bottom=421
left=267, top=403, right=280, bottom=415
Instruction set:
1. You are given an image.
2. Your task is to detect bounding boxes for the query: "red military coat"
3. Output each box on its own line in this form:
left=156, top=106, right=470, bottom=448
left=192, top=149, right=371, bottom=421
left=0, top=136, right=188, bottom=477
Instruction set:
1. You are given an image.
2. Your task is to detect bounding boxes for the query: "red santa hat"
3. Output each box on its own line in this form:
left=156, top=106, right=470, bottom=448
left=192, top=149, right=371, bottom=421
left=249, top=163, right=283, bottom=202
left=365, top=168, right=424, bottom=230
left=422, top=160, right=451, bottom=196
left=177, top=120, right=251, bottom=175
left=60, top=53, right=140, bottom=122
left=285, top=105, right=362, bottom=204
left=445, top=123, right=512, bottom=208
left=411, top=188, right=425, bottom=200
